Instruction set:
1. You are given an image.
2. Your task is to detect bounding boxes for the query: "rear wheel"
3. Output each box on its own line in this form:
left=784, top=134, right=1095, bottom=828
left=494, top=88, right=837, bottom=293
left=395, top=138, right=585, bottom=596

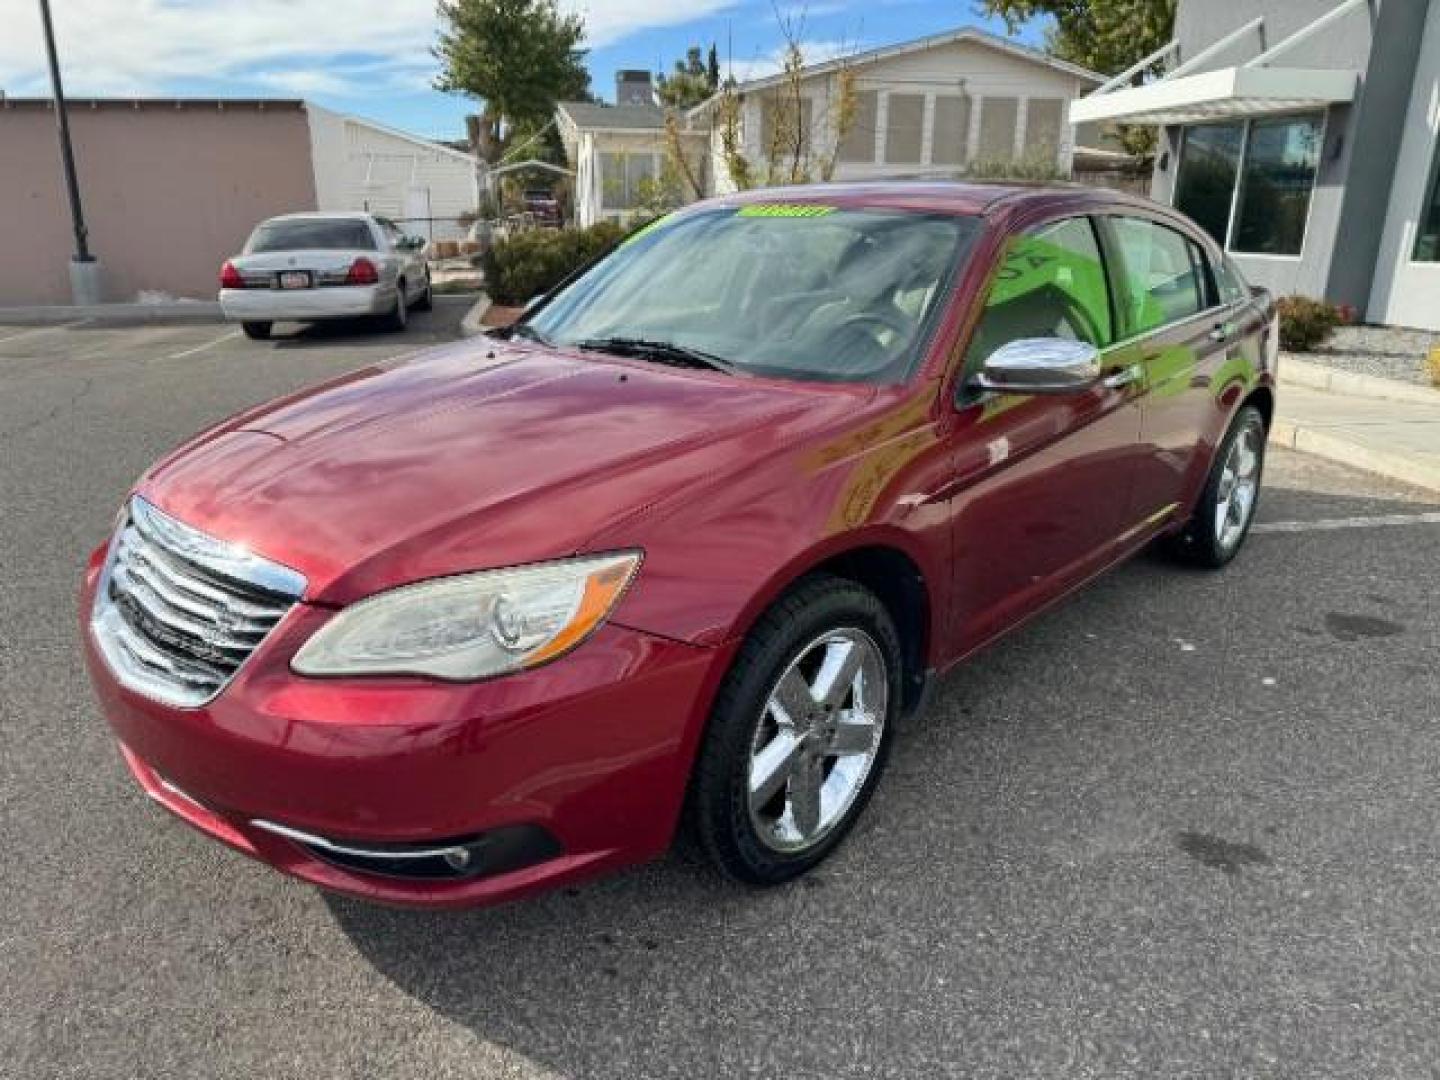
left=1165, top=404, right=1267, bottom=568
left=414, top=272, right=433, bottom=312
left=688, top=575, right=901, bottom=885
left=382, top=282, right=409, bottom=331
left=241, top=321, right=271, bottom=341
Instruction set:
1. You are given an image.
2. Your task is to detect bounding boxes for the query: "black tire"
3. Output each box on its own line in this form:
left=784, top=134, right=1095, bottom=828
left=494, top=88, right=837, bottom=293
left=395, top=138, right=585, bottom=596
left=687, top=574, right=902, bottom=886
left=241, top=321, right=271, bottom=341
left=414, top=273, right=433, bottom=312
left=1164, top=404, right=1267, bottom=569
left=382, top=282, right=409, bottom=331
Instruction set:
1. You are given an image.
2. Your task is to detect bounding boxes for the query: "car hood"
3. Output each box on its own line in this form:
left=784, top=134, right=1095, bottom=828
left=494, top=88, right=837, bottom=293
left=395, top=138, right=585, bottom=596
left=139, top=340, right=860, bottom=603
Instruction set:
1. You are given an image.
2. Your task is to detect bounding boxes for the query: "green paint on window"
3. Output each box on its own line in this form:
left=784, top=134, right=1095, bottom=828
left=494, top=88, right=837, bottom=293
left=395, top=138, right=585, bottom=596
left=621, top=215, right=671, bottom=246
left=735, top=203, right=837, bottom=219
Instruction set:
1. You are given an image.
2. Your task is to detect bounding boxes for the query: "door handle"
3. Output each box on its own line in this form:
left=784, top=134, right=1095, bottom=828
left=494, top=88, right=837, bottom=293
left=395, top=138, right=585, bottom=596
left=1102, top=364, right=1142, bottom=389
left=1209, top=322, right=1233, bottom=343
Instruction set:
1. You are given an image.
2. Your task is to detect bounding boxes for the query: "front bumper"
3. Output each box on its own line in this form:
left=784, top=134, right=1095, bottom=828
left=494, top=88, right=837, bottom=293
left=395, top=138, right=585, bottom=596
left=80, top=549, right=725, bottom=908
left=219, top=284, right=396, bottom=322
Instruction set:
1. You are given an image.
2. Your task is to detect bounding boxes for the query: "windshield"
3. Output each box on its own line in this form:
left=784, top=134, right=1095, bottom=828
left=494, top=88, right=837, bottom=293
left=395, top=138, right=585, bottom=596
left=527, top=205, right=977, bottom=383
left=246, top=219, right=377, bottom=253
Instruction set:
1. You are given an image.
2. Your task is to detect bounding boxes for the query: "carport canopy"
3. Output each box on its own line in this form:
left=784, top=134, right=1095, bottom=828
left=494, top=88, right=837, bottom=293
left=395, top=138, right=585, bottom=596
left=1068, top=65, right=1359, bottom=127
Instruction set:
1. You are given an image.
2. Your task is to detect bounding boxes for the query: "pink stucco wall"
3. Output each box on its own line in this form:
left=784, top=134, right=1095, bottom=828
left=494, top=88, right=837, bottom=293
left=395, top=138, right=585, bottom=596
left=0, top=100, right=318, bottom=305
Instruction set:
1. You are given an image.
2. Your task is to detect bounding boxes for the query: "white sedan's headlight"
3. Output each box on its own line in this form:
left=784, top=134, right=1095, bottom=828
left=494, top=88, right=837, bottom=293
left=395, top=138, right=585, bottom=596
left=292, top=552, right=641, bottom=680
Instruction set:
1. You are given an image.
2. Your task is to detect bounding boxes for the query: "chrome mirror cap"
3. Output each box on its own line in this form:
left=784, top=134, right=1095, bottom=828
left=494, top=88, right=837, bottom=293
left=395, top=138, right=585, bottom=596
left=974, top=338, right=1102, bottom=395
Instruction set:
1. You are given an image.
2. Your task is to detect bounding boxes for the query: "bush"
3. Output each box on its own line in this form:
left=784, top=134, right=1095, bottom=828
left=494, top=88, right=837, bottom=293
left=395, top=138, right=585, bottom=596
left=482, top=221, right=630, bottom=305
left=1276, top=295, right=1343, bottom=352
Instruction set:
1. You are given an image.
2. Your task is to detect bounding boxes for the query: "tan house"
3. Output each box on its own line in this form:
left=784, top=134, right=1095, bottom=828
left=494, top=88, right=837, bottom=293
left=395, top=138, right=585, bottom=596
left=557, top=26, right=1104, bottom=226
left=0, top=98, right=478, bottom=306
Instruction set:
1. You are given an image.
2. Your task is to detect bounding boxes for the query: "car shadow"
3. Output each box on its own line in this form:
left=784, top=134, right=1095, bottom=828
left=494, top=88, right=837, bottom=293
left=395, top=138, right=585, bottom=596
left=264, top=302, right=470, bottom=349
left=323, top=480, right=1439, bottom=1078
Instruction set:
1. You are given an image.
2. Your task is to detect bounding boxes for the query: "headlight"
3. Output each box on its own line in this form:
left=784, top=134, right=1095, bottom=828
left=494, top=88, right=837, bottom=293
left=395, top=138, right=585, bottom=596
left=291, top=552, right=641, bottom=680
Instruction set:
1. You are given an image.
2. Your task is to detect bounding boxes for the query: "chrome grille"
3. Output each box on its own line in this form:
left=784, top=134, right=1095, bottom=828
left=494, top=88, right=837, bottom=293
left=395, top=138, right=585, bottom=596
left=91, top=497, right=306, bottom=708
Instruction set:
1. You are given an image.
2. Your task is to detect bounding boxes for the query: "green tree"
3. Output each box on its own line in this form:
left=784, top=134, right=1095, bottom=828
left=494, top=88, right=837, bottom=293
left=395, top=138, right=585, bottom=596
left=707, top=43, right=721, bottom=91
left=977, top=0, right=1176, bottom=76
left=657, top=45, right=717, bottom=108
left=435, top=0, right=591, bottom=163
left=976, top=0, right=1176, bottom=157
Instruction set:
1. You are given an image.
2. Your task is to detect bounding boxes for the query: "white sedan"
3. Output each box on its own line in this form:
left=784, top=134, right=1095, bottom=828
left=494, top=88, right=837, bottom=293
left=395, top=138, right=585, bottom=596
left=219, top=212, right=432, bottom=340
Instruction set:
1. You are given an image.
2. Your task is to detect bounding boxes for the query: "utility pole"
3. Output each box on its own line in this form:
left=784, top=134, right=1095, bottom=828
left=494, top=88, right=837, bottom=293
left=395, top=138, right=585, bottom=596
left=38, top=0, right=102, bottom=302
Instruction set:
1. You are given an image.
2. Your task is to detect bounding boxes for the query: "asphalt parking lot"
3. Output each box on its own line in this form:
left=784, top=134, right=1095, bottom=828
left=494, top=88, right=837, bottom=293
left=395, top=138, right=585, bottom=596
left=3, top=308, right=1439, bottom=1079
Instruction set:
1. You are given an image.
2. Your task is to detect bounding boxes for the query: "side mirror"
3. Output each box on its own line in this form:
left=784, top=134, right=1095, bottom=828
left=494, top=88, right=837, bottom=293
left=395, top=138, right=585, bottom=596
left=973, top=338, right=1102, bottom=395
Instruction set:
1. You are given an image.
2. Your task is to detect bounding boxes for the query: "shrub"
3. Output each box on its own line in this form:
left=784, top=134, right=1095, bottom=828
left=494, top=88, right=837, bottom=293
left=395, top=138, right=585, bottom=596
left=482, top=221, right=630, bottom=305
left=1276, top=295, right=1343, bottom=352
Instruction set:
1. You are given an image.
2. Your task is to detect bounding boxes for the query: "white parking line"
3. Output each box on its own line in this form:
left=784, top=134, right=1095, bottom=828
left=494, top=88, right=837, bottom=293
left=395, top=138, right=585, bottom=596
left=1253, top=511, right=1440, bottom=534
left=0, top=320, right=89, bottom=344
left=160, top=329, right=242, bottom=361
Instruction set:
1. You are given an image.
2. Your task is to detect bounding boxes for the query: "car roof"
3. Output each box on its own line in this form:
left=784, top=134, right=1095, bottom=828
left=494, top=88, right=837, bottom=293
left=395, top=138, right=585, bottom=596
left=715, top=180, right=1159, bottom=218
left=258, top=211, right=379, bottom=224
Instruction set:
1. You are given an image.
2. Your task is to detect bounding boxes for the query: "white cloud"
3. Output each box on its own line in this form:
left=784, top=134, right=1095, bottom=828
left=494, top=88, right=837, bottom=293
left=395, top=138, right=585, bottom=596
left=0, top=0, right=739, bottom=100
left=726, top=38, right=856, bottom=83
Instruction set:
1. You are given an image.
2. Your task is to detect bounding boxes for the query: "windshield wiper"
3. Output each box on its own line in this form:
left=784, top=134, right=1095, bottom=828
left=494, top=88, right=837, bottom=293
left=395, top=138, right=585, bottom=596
left=575, top=337, right=736, bottom=375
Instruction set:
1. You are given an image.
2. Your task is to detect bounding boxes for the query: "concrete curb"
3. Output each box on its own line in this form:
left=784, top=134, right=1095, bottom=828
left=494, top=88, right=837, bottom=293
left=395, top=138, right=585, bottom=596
left=1280, top=355, right=1439, bottom=407
left=1270, top=417, right=1440, bottom=494
left=459, top=292, right=493, bottom=338
left=0, top=301, right=224, bottom=325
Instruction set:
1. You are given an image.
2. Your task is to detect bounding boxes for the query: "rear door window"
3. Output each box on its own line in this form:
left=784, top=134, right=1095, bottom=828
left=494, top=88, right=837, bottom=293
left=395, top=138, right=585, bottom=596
left=247, top=219, right=377, bottom=253
left=965, top=216, right=1114, bottom=372
left=1107, top=217, right=1205, bottom=336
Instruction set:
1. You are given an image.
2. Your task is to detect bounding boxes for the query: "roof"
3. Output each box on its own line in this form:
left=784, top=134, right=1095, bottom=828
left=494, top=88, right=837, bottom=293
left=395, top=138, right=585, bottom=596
left=556, top=101, right=666, bottom=132
left=698, top=180, right=1135, bottom=218
left=1069, top=65, right=1359, bottom=126
left=305, top=103, right=479, bottom=165
left=689, top=26, right=1105, bottom=117
left=1, top=97, right=304, bottom=111
left=262, top=211, right=378, bottom=221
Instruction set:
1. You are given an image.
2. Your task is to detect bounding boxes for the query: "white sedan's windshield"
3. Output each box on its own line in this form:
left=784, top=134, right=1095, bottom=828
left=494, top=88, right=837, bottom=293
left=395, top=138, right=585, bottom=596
left=528, top=205, right=977, bottom=383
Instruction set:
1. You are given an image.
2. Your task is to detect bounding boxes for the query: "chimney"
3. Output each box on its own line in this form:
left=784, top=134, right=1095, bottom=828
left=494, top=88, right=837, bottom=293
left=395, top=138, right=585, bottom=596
left=615, top=70, right=654, bottom=106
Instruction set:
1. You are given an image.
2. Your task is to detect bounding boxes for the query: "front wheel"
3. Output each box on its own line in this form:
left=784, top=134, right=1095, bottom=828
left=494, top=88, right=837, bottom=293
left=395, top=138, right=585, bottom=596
left=414, top=273, right=433, bottom=312
left=1166, top=404, right=1267, bottom=568
left=687, top=575, right=901, bottom=885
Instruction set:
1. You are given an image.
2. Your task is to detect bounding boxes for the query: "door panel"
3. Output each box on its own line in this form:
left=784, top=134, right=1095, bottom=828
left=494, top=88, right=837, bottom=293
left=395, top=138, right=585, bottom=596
left=946, top=216, right=1144, bottom=657
left=1099, top=217, right=1233, bottom=530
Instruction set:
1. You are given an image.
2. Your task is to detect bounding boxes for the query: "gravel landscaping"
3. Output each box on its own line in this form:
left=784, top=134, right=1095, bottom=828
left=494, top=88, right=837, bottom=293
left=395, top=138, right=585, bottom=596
left=1294, top=325, right=1440, bottom=386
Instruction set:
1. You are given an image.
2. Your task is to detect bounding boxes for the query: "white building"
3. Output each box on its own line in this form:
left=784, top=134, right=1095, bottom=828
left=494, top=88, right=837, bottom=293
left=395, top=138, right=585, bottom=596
left=557, top=27, right=1104, bottom=226
left=306, top=104, right=482, bottom=242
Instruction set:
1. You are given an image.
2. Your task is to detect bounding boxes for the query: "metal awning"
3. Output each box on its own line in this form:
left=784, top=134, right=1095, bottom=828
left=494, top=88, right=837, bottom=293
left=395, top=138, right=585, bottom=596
left=1069, top=0, right=1367, bottom=127
left=1069, top=65, right=1359, bottom=126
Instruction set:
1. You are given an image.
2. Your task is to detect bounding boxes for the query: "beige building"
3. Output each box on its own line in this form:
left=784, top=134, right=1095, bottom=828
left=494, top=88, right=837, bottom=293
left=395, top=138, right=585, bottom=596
left=1, top=98, right=479, bottom=306
left=557, top=27, right=1104, bottom=226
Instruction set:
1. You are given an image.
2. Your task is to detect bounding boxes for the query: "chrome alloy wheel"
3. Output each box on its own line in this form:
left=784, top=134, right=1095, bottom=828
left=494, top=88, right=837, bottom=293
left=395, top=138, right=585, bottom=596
left=747, top=627, right=887, bottom=853
left=1215, top=416, right=1263, bottom=552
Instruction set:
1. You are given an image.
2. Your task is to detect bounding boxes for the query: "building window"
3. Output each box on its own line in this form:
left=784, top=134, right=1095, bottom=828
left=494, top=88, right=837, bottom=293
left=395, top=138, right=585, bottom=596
left=1024, top=98, right=1065, bottom=162
left=1172, top=114, right=1322, bottom=257
left=931, top=95, right=971, bottom=166
left=977, top=97, right=1018, bottom=162
left=1233, top=115, right=1323, bottom=255
left=600, top=151, right=657, bottom=210
left=837, top=89, right=879, bottom=164
left=1413, top=134, right=1440, bottom=262
left=1174, top=123, right=1244, bottom=245
left=883, top=93, right=925, bottom=164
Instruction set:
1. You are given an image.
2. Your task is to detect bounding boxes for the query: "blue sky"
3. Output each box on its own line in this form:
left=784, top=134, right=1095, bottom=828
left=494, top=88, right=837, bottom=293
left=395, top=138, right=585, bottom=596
left=0, top=0, right=1046, bottom=141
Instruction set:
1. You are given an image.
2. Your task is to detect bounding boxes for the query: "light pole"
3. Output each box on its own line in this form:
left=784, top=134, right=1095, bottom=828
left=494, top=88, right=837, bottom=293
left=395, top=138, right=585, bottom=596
left=38, top=0, right=102, bottom=303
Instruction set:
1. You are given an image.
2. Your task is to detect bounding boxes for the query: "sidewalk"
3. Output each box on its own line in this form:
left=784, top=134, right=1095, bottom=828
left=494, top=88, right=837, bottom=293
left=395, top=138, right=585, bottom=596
left=1273, top=382, right=1440, bottom=493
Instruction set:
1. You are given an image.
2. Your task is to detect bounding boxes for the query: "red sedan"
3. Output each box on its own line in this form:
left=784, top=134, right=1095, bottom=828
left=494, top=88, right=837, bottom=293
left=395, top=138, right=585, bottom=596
left=81, top=183, right=1277, bottom=907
